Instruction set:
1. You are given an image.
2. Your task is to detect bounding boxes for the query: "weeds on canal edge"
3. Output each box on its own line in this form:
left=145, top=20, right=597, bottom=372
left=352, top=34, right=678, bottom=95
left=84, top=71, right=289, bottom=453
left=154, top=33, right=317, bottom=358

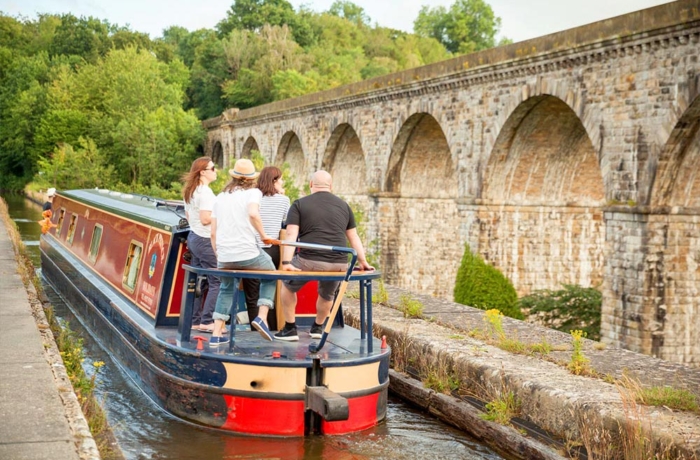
left=0, top=196, right=118, bottom=459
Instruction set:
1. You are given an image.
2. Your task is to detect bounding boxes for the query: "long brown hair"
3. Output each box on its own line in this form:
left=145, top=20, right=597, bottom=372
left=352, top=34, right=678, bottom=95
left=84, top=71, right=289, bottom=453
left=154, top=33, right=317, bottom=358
left=257, top=166, right=282, bottom=196
left=223, top=177, right=256, bottom=193
left=182, top=156, right=213, bottom=204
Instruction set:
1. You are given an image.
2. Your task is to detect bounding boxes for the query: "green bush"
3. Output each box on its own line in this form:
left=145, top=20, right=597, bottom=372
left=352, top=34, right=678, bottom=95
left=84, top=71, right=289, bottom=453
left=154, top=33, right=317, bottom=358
left=454, top=244, right=523, bottom=319
left=519, top=284, right=601, bottom=341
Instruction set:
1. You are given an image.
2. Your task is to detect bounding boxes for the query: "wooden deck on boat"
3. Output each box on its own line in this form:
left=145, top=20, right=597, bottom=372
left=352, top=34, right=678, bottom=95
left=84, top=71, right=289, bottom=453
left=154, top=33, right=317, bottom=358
left=157, top=324, right=382, bottom=364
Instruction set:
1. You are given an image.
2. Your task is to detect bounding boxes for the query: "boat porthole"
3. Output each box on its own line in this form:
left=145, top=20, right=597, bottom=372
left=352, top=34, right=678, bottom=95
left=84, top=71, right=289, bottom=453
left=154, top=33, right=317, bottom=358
left=250, top=381, right=258, bottom=389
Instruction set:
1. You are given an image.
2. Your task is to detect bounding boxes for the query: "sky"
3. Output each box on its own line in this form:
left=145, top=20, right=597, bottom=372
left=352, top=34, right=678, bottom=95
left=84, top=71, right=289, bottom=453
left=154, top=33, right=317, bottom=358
left=0, top=0, right=674, bottom=44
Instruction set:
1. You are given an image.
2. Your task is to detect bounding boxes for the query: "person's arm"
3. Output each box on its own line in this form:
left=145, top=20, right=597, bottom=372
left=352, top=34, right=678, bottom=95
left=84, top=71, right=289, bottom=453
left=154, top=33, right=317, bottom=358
left=248, top=202, right=269, bottom=242
left=346, top=227, right=374, bottom=271
left=281, top=224, right=301, bottom=271
left=210, top=218, right=217, bottom=253
left=199, top=210, right=212, bottom=226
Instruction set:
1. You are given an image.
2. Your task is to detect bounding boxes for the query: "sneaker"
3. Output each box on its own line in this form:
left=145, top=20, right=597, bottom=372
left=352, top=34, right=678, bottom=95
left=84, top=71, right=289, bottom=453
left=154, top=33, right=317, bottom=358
left=309, top=324, right=323, bottom=339
left=251, top=317, right=273, bottom=341
left=274, top=327, right=299, bottom=342
left=210, top=336, right=229, bottom=346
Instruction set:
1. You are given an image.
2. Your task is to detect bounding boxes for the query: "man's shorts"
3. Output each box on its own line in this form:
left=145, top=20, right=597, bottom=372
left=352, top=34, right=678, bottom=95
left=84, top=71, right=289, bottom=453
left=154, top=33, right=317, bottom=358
left=283, top=256, right=348, bottom=301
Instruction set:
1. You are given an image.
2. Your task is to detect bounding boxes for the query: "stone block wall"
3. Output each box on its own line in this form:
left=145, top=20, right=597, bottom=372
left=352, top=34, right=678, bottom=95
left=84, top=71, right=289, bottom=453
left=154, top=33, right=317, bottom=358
left=474, top=205, right=605, bottom=296
left=600, top=209, right=649, bottom=352
left=647, top=213, right=700, bottom=365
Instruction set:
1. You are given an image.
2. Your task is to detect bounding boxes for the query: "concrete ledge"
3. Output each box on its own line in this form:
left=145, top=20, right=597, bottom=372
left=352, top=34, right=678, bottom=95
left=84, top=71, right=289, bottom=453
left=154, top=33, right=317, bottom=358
left=343, top=284, right=700, bottom=458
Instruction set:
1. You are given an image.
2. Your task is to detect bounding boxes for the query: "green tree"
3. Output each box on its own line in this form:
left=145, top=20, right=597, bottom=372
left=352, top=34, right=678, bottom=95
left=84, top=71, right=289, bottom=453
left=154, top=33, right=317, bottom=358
left=216, top=0, right=313, bottom=47
left=328, top=1, right=371, bottom=26
left=414, top=0, right=505, bottom=54
left=48, top=14, right=111, bottom=63
left=36, top=137, right=114, bottom=190
left=271, top=69, right=318, bottom=100
left=0, top=52, right=51, bottom=188
left=36, top=46, right=203, bottom=189
left=454, top=244, right=523, bottom=319
left=188, top=31, right=228, bottom=118
left=222, top=24, right=306, bottom=108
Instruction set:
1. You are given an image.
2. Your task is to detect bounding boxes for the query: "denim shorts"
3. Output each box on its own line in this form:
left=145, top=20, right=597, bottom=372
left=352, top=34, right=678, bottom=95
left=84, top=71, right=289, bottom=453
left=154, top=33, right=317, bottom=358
left=283, top=256, right=347, bottom=301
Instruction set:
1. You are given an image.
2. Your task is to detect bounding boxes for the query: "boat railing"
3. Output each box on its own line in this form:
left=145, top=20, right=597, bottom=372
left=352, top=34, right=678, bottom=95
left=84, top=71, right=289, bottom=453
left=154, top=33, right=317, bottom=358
left=178, top=241, right=381, bottom=354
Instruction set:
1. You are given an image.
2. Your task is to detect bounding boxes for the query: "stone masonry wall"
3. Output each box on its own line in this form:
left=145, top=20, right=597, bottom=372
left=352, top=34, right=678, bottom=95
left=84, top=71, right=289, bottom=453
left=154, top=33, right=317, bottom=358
left=475, top=205, right=605, bottom=296
left=600, top=209, right=649, bottom=353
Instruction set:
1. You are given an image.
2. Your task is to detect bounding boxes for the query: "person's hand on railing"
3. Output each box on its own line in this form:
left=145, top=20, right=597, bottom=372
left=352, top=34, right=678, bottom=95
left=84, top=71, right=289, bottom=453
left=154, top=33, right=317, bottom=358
left=356, top=261, right=375, bottom=271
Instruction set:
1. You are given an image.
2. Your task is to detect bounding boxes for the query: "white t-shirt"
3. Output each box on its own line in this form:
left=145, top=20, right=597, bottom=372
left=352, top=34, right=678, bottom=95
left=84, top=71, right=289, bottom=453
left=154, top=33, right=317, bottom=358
left=184, top=185, right=215, bottom=238
left=212, top=188, right=262, bottom=262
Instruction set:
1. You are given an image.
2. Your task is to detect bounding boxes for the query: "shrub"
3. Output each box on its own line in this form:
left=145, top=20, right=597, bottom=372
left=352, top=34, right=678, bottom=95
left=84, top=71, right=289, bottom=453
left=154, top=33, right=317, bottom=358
left=453, top=244, right=523, bottom=319
left=519, top=284, right=601, bottom=341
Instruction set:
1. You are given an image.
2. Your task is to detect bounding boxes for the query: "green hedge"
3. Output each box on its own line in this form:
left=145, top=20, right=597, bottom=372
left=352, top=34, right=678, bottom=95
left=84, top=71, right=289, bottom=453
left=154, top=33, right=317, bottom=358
left=519, top=284, right=601, bottom=340
left=454, top=244, right=523, bottom=319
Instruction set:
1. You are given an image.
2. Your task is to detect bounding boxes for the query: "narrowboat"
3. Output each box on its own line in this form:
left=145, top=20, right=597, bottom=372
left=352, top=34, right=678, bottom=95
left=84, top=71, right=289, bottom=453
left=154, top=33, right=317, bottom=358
left=40, top=189, right=389, bottom=436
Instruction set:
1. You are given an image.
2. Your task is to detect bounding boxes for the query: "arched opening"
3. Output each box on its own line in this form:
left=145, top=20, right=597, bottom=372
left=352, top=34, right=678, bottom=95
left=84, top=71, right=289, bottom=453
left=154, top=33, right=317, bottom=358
left=481, top=95, right=605, bottom=295
left=382, top=113, right=459, bottom=298
left=322, top=123, right=367, bottom=199
left=241, top=137, right=259, bottom=159
left=275, top=131, right=307, bottom=190
left=644, top=94, right=700, bottom=364
left=212, top=141, right=224, bottom=168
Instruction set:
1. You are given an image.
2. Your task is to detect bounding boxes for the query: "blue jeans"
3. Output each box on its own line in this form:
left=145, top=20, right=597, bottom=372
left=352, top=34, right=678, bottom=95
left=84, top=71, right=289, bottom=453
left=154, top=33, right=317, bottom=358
left=213, top=250, right=276, bottom=322
left=187, top=232, right=220, bottom=325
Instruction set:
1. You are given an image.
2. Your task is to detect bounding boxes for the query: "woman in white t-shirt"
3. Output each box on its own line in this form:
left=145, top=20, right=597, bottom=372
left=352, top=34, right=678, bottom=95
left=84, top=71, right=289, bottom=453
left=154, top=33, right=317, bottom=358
left=209, top=159, right=277, bottom=345
left=182, top=156, right=220, bottom=332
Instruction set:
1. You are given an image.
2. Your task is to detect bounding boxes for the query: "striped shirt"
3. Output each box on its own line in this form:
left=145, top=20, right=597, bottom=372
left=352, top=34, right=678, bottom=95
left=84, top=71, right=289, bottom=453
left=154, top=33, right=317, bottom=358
left=256, top=193, right=290, bottom=247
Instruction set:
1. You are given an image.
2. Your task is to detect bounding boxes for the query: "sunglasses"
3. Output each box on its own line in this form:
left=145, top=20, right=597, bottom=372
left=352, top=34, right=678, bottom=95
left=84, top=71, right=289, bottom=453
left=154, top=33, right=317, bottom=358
left=204, top=165, right=217, bottom=171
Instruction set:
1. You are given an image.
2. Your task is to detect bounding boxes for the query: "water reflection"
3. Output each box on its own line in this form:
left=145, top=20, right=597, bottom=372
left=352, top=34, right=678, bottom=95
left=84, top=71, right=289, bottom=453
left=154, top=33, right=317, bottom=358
left=4, top=193, right=504, bottom=460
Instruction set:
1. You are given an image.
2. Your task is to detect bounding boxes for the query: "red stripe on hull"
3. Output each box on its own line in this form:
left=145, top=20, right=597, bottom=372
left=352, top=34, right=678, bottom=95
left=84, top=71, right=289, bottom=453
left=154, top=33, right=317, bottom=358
left=221, top=396, right=305, bottom=436
left=321, top=393, right=380, bottom=435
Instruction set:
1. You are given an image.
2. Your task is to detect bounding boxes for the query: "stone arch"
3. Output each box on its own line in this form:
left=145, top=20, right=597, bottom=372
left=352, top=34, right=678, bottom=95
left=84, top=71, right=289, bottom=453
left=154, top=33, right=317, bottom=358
left=211, top=141, right=224, bottom=168
left=241, top=136, right=259, bottom=159
left=642, top=94, right=700, bottom=364
left=275, top=131, right=308, bottom=190
left=386, top=113, right=457, bottom=198
left=322, top=123, right=367, bottom=198
left=479, top=95, right=605, bottom=295
left=380, top=112, right=460, bottom=298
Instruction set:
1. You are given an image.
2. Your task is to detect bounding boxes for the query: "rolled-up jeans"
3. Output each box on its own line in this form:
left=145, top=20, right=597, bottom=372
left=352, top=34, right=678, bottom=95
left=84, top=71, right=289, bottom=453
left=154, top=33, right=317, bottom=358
left=213, top=250, right=276, bottom=322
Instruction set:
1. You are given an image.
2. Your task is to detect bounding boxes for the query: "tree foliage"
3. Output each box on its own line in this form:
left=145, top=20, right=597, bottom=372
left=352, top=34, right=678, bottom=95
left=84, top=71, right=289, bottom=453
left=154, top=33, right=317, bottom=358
left=414, top=0, right=505, bottom=54
left=519, top=284, right=602, bottom=341
left=0, top=0, right=508, bottom=191
left=454, top=244, right=523, bottom=319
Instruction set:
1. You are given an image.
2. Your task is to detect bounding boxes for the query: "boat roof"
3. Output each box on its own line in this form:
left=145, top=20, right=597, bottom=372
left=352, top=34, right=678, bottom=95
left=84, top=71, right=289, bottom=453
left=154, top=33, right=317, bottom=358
left=60, top=189, right=187, bottom=232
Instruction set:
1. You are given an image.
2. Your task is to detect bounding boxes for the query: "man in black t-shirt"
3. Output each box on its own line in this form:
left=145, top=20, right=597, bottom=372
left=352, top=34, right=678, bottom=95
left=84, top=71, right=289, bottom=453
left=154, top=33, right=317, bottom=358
left=275, top=170, right=374, bottom=341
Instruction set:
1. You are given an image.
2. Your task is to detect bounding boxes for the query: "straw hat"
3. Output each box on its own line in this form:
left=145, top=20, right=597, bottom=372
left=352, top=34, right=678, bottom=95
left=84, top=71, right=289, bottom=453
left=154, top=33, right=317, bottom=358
left=228, top=158, right=259, bottom=179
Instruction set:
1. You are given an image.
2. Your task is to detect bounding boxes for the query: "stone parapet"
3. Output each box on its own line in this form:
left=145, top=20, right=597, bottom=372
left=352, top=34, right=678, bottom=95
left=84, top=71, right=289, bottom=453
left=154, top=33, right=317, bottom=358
left=344, top=283, right=700, bottom=458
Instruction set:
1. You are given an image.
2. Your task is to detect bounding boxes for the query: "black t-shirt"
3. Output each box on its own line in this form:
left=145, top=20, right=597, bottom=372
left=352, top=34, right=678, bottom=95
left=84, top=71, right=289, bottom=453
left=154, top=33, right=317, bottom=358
left=42, top=201, right=52, bottom=212
left=286, top=192, right=356, bottom=263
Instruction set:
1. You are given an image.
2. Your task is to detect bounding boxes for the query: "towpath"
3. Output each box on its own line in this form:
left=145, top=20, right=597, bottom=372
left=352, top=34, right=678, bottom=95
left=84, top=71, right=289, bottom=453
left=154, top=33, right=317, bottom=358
left=0, top=216, right=93, bottom=459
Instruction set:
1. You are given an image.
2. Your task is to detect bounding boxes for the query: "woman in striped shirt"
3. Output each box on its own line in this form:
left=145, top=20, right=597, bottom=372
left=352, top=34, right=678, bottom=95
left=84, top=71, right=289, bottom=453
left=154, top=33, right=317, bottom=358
left=242, top=166, right=290, bottom=329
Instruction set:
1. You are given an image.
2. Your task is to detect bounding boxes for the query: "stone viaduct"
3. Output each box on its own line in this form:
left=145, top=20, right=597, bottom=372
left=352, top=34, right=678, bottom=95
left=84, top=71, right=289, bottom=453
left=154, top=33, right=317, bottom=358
left=203, top=0, right=700, bottom=365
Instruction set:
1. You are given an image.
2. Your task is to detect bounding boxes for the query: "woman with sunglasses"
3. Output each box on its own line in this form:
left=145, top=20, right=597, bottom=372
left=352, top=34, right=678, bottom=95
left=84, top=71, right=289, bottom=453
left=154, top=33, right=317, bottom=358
left=182, top=157, right=221, bottom=332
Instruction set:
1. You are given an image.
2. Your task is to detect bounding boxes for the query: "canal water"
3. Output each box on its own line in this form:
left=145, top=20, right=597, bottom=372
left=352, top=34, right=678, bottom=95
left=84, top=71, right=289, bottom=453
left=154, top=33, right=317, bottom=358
left=3, top=193, right=505, bottom=460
